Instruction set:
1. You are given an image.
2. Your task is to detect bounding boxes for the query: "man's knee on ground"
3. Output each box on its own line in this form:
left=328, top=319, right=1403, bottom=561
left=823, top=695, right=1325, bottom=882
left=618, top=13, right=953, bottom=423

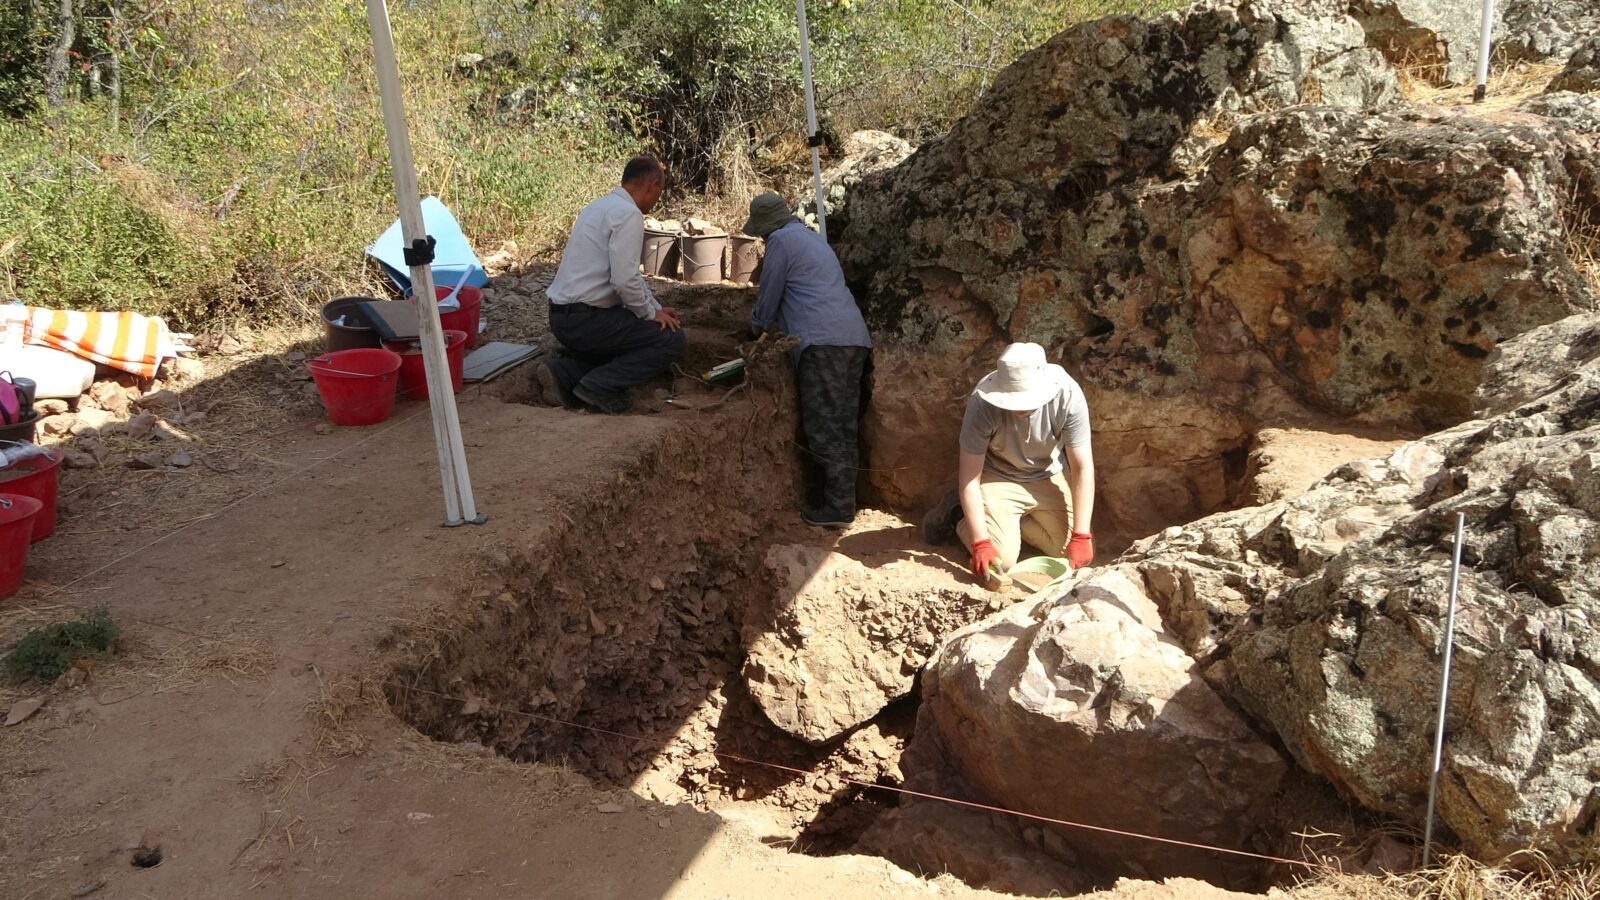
left=663, top=326, right=687, bottom=358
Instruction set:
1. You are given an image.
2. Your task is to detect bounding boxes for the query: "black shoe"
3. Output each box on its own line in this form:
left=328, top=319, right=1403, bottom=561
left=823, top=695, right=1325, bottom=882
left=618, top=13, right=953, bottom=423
left=573, top=383, right=633, bottom=414
left=921, top=488, right=962, bottom=545
left=534, top=361, right=579, bottom=409
left=802, top=508, right=853, bottom=529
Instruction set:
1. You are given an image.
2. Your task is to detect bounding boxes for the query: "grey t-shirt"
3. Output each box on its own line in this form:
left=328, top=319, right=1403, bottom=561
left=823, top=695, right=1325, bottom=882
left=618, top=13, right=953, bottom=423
left=958, top=373, right=1091, bottom=481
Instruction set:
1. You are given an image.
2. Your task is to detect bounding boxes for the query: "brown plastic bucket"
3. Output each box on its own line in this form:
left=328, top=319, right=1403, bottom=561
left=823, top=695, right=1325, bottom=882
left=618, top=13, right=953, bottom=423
left=642, top=229, right=680, bottom=278
left=678, top=234, right=728, bottom=284
left=321, top=296, right=384, bottom=353
left=729, top=235, right=760, bottom=285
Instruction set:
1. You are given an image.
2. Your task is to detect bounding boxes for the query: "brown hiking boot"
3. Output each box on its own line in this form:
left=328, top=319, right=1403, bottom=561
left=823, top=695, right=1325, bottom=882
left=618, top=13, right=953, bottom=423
left=533, top=361, right=577, bottom=409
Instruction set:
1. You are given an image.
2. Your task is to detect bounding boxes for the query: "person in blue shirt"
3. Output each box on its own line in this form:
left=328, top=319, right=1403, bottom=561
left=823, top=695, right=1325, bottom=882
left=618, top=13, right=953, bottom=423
left=743, top=192, right=873, bottom=528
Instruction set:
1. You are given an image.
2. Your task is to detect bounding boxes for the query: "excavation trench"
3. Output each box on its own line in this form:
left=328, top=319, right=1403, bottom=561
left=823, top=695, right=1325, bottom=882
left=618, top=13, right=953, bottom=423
left=382, top=346, right=1351, bottom=890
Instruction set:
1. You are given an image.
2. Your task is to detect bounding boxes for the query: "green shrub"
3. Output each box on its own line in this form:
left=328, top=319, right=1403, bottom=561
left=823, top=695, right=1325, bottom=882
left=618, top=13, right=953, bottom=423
left=4, top=607, right=121, bottom=682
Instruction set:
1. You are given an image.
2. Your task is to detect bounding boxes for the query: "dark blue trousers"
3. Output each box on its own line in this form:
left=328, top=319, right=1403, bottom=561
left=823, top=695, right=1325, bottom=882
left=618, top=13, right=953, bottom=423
left=547, top=303, right=686, bottom=398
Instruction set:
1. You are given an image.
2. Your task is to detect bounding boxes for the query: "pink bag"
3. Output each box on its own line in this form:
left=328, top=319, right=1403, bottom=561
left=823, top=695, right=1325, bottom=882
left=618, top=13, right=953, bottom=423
left=0, top=373, right=23, bottom=425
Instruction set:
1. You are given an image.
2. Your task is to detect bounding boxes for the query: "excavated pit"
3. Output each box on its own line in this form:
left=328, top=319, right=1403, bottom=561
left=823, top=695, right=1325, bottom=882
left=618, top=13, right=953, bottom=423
left=380, top=282, right=1404, bottom=892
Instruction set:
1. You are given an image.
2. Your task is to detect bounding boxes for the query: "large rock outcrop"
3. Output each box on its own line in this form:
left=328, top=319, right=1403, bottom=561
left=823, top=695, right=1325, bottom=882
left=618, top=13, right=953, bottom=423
left=836, top=0, right=1598, bottom=546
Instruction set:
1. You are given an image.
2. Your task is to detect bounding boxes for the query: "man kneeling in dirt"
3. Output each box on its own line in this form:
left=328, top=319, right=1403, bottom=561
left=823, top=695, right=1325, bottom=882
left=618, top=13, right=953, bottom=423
left=924, top=342, right=1096, bottom=587
left=743, top=192, right=873, bottom=529
left=536, top=156, right=684, bottom=414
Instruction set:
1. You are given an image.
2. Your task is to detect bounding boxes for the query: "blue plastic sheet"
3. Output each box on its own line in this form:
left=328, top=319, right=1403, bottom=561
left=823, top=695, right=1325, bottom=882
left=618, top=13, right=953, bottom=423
left=365, top=196, right=488, bottom=293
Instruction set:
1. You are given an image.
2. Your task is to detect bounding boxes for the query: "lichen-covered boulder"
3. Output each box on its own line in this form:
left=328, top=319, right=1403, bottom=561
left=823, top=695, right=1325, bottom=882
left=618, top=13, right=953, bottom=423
left=1499, top=0, right=1600, bottom=66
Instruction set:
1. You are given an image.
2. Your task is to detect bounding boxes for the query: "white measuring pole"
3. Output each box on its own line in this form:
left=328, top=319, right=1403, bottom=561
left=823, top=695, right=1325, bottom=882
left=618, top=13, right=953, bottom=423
left=796, top=0, right=827, bottom=240
left=1474, top=0, right=1495, bottom=102
left=365, top=0, right=483, bottom=526
left=1422, top=512, right=1467, bottom=867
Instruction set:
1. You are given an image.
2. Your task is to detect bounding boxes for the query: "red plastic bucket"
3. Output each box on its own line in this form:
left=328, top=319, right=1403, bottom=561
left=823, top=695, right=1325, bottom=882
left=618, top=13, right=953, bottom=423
left=0, top=446, right=62, bottom=542
left=0, top=493, right=42, bottom=599
left=307, top=348, right=402, bottom=427
left=409, top=286, right=483, bottom=349
left=384, top=330, right=468, bottom=401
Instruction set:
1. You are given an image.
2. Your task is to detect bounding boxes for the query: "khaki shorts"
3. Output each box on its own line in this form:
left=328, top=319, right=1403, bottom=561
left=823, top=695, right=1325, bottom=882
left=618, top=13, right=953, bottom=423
left=959, top=471, right=1074, bottom=571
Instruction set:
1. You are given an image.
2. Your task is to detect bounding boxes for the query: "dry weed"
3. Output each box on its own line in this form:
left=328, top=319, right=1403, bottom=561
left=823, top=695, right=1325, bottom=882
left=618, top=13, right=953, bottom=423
left=308, top=673, right=386, bottom=758
left=1400, top=59, right=1565, bottom=111
left=1560, top=182, right=1600, bottom=299
left=149, top=632, right=275, bottom=693
left=1294, top=852, right=1600, bottom=900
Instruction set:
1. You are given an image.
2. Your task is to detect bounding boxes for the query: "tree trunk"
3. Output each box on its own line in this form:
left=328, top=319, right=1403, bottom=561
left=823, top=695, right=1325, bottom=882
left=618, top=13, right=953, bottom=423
left=44, top=0, right=74, bottom=109
left=107, top=1, right=122, bottom=127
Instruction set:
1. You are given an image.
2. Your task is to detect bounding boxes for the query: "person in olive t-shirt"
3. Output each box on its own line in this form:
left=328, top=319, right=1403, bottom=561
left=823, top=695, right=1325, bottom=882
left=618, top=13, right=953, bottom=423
left=925, top=342, right=1096, bottom=585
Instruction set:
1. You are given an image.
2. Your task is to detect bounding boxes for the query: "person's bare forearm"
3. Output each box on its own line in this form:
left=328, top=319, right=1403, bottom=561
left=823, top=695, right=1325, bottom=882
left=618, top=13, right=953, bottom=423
left=1069, top=455, right=1095, bottom=535
left=957, top=450, right=987, bottom=543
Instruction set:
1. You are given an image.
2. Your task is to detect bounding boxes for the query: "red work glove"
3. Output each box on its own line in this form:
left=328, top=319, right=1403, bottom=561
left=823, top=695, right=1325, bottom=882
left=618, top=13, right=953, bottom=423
left=1065, top=532, right=1094, bottom=569
left=969, top=539, right=1000, bottom=578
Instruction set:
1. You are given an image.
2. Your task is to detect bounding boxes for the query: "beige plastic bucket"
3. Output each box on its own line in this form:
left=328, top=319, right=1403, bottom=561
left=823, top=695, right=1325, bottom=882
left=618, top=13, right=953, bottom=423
left=642, top=229, right=679, bottom=277
left=729, top=235, right=760, bottom=285
left=678, top=234, right=728, bottom=284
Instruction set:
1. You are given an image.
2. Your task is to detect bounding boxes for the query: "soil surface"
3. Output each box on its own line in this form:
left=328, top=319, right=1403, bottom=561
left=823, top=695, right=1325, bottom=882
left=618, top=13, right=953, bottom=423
left=0, top=270, right=1302, bottom=899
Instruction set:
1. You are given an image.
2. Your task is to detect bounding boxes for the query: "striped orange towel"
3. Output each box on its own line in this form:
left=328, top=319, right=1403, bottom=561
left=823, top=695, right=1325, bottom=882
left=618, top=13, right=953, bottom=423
left=25, top=308, right=179, bottom=379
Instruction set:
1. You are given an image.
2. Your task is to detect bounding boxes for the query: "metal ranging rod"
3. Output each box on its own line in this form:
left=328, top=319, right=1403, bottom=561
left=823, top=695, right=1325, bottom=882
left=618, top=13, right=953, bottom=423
left=796, top=0, right=827, bottom=239
left=1474, top=0, right=1496, bottom=103
left=365, top=0, right=484, bottom=526
left=1422, top=512, right=1467, bottom=867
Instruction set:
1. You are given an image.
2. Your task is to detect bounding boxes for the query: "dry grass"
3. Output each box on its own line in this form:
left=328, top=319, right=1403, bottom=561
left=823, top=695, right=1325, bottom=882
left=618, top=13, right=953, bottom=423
left=1561, top=182, right=1600, bottom=299
left=308, top=673, right=387, bottom=758
left=147, top=631, right=275, bottom=693
left=1398, top=59, right=1566, bottom=111
left=1294, top=852, right=1600, bottom=900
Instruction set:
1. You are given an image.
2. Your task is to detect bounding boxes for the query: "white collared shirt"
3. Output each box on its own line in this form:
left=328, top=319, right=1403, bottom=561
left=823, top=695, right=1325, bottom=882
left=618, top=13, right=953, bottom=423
left=546, top=186, right=661, bottom=319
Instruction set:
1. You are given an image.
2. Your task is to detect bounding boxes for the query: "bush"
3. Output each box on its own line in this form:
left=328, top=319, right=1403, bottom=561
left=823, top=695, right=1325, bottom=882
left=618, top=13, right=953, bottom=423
left=4, top=607, right=121, bottom=682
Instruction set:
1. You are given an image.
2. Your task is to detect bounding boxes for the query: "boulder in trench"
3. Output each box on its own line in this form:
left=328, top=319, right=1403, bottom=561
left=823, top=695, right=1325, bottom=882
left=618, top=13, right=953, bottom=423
left=743, top=544, right=996, bottom=745
left=903, top=565, right=1287, bottom=883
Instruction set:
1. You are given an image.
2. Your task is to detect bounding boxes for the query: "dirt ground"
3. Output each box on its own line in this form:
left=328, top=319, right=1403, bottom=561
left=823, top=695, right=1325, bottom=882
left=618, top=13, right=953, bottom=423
left=0, top=270, right=1321, bottom=900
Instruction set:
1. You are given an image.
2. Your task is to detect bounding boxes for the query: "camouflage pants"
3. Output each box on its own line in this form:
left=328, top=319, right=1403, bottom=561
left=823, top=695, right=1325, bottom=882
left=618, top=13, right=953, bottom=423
left=795, top=345, right=870, bottom=517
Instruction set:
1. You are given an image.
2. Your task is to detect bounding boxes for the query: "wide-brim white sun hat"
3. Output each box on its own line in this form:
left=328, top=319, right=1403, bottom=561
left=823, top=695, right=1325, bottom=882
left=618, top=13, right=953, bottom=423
left=975, top=342, right=1067, bottom=411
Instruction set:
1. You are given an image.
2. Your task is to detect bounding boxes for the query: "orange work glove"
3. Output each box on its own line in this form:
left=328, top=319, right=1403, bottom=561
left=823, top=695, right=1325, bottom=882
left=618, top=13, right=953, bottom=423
left=969, top=538, right=1000, bottom=578
left=1066, top=532, right=1094, bottom=569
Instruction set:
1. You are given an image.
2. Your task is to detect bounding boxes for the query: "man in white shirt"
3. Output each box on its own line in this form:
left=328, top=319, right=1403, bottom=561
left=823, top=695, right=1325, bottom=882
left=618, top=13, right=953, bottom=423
left=537, top=156, right=684, bottom=414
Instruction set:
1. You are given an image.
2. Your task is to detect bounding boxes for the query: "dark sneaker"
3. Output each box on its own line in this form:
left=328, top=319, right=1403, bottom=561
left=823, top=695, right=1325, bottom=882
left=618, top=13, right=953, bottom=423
left=534, top=361, right=579, bottom=409
left=921, top=488, right=962, bottom=545
left=573, top=383, right=633, bottom=415
left=802, top=508, right=853, bottom=529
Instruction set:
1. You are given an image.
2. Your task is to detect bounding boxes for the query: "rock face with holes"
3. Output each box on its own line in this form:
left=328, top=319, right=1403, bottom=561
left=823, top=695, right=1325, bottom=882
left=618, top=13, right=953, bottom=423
left=836, top=0, right=1599, bottom=545
left=1499, top=0, right=1600, bottom=66
left=742, top=544, right=998, bottom=745
left=1348, top=0, right=1484, bottom=84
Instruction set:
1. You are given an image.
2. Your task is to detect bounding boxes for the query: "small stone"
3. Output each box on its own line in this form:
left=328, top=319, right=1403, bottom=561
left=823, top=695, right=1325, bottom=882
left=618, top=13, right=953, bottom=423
left=60, top=449, right=97, bottom=469
left=134, top=389, right=181, bottom=412
left=650, top=577, right=666, bottom=591
left=39, top=414, right=74, bottom=437
left=33, top=399, right=68, bottom=416
left=164, top=451, right=193, bottom=469
left=314, top=423, right=334, bottom=435
left=85, top=381, right=130, bottom=416
left=596, top=801, right=623, bottom=814
left=270, top=560, right=286, bottom=568
left=405, top=812, right=433, bottom=823
left=120, top=412, right=158, bottom=439
left=127, top=450, right=165, bottom=470
left=70, top=406, right=112, bottom=435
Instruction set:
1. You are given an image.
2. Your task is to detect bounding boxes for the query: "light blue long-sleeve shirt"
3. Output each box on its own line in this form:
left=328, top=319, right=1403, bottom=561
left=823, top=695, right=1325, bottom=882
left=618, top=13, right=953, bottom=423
left=749, top=221, right=873, bottom=355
